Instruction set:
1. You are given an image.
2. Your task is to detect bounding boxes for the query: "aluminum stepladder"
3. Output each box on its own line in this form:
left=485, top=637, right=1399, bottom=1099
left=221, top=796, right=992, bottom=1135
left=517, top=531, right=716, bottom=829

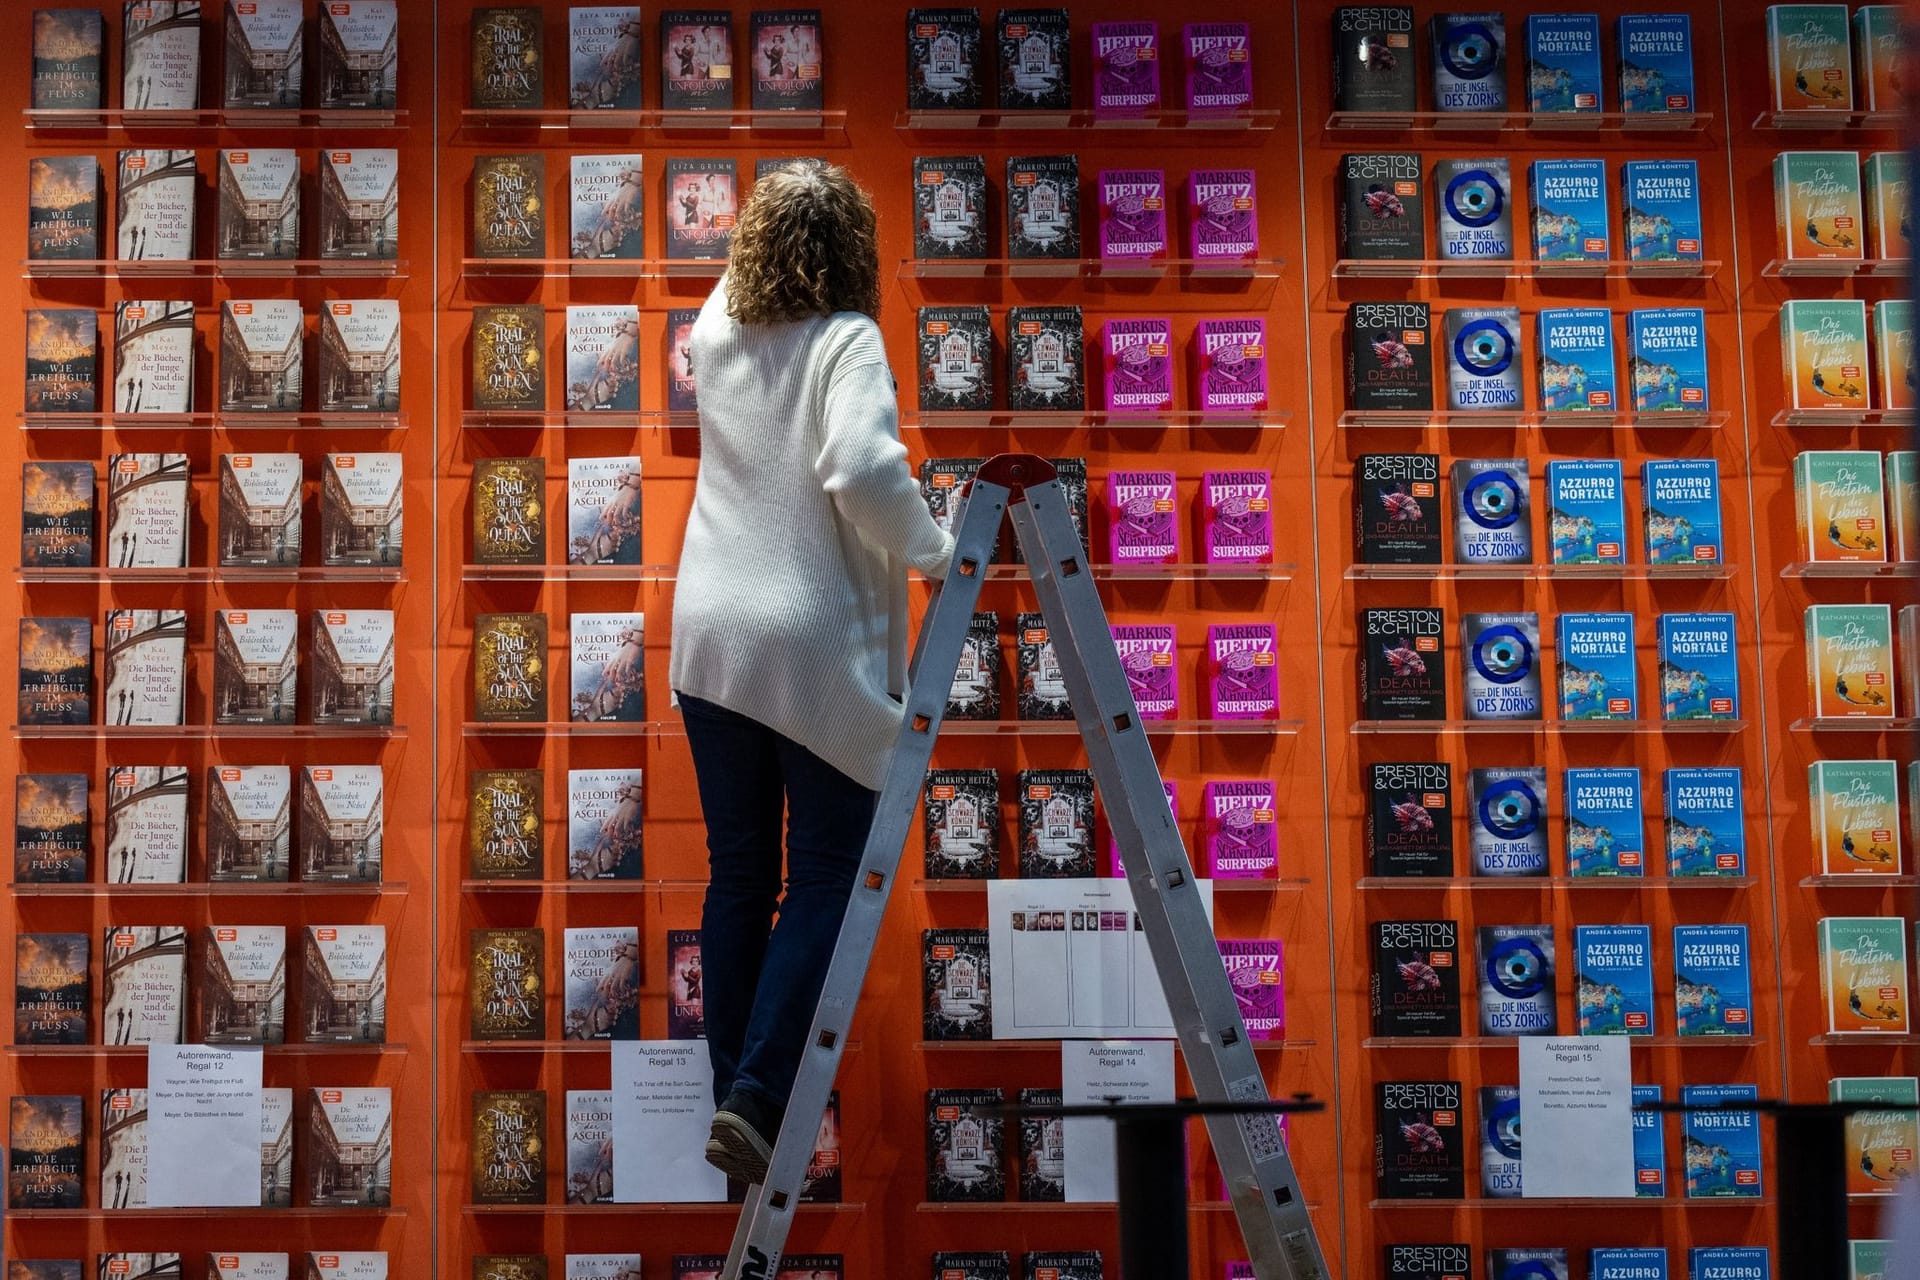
left=720, top=454, right=1328, bottom=1280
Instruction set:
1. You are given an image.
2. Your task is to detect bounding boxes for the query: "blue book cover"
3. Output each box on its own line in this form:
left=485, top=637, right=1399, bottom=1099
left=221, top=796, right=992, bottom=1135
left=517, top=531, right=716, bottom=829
left=1640, top=458, right=1722, bottom=564
left=1537, top=308, right=1618, bottom=413
left=1491, top=1250, right=1569, bottom=1280
left=1617, top=14, right=1695, bottom=114
left=1673, top=924, right=1752, bottom=1037
left=1547, top=459, right=1626, bottom=562
left=1688, top=1247, right=1770, bottom=1280
left=1621, top=160, right=1704, bottom=261
left=1479, top=1083, right=1521, bottom=1197
left=1575, top=923, right=1654, bottom=1033
left=1530, top=159, right=1610, bottom=261
left=1681, top=1083, right=1761, bottom=1197
left=1632, top=1083, right=1666, bottom=1197
left=1627, top=308, right=1710, bottom=412
left=1430, top=12, right=1508, bottom=113
left=1658, top=612, right=1739, bottom=720
left=1565, top=767, right=1645, bottom=876
left=1469, top=766, right=1549, bottom=876
left=1664, top=767, right=1746, bottom=877
left=1593, top=1249, right=1668, bottom=1280
left=1477, top=923, right=1557, bottom=1036
left=1526, top=13, right=1603, bottom=113
left=1557, top=611, right=1637, bottom=721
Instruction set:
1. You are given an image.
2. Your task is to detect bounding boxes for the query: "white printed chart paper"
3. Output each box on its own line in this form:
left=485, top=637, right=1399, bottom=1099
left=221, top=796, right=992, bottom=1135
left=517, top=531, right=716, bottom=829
left=145, top=1044, right=264, bottom=1206
left=1517, top=1036, right=1636, bottom=1198
left=610, top=1040, right=727, bottom=1202
left=1061, top=1039, right=1175, bottom=1202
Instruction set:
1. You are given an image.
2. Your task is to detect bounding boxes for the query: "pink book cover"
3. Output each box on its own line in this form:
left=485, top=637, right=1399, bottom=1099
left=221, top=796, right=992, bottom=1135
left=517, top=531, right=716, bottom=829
left=1188, top=169, right=1258, bottom=262
left=1218, top=938, right=1284, bottom=1039
left=1184, top=22, right=1251, bottom=112
left=1111, top=623, right=1178, bottom=719
left=1106, top=469, right=1179, bottom=563
left=1098, top=168, right=1168, bottom=261
left=1092, top=21, right=1159, bottom=116
left=1193, top=317, right=1268, bottom=415
left=1102, top=318, right=1175, bottom=414
left=1201, top=469, right=1272, bottom=563
left=1204, top=779, right=1277, bottom=878
left=1207, top=622, right=1278, bottom=719
left=1106, top=779, right=1177, bottom=875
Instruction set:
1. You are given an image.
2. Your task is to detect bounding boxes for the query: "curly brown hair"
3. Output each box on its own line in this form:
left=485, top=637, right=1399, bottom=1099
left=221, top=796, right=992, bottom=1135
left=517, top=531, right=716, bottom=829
left=724, top=161, right=881, bottom=325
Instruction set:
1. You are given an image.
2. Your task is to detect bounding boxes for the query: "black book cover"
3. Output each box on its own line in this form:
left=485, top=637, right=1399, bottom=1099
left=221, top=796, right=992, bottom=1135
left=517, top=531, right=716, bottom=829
left=28, top=156, right=100, bottom=261
left=947, top=612, right=1002, bottom=720
left=21, top=461, right=96, bottom=569
left=1018, top=768, right=1095, bottom=877
left=664, top=157, right=738, bottom=260
left=1015, top=611, right=1069, bottom=720
left=1332, top=6, right=1417, bottom=114
left=25, top=309, right=99, bottom=414
left=1347, top=302, right=1434, bottom=411
left=725, top=1090, right=838, bottom=1203
left=660, top=11, right=734, bottom=110
left=14, top=933, right=89, bottom=1044
left=1008, top=456, right=1087, bottom=564
left=914, top=156, right=989, bottom=259
left=1376, top=1079, right=1466, bottom=1198
left=1367, top=761, right=1454, bottom=876
left=932, top=1254, right=1011, bottom=1280
left=471, top=7, right=544, bottom=109
left=1361, top=607, right=1447, bottom=720
left=32, top=10, right=104, bottom=109
left=1384, top=1245, right=1473, bottom=1279
left=1340, top=153, right=1425, bottom=260
left=18, top=618, right=92, bottom=727
left=8, top=1094, right=84, bottom=1209
left=666, top=308, right=700, bottom=412
left=1007, top=306, right=1085, bottom=412
left=924, top=769, right=1000, bottom=878
left=1355, top=453, right=1442, bottom=564
left=1006, top=155, right=1080, bottom=259
left=471, top=1089, right=547, bottom=1205
left=918, top=309, right=994, bottom=411
left=1018, top=1086, right=1064, bottom=1201
left=473, top=154, right=546, bottom=259
left=1371, top=920, right=1463, bottom=1036
left=748, top=10, right=822, bottom=111
left=922, top=927, right=991, bottom=1039
left=1022, top=1254, right=1101, bottom=1280
left=927, top=1087, right=1006, bottom=1201
left=997, top=9, right=1070, bottom=110
left=14, top=773, right=89, bottom=884
left=907, top=9, right=983, bottom=111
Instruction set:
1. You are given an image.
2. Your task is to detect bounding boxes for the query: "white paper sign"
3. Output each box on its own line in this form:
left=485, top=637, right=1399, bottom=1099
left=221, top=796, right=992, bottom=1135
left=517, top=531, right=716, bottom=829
left=1060, top=1039, right=1175, bottom=1202
left=1518, top=1036, right=1636, bottom=1198
left=145, top=1044, right=264, bottom=1206
left=610, top=1040, right=727, bottom=1203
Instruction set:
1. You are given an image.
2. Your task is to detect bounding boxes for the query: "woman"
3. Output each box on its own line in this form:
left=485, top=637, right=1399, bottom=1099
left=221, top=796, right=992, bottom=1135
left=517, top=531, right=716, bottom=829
left=670, top=161, right=954, bottom=1185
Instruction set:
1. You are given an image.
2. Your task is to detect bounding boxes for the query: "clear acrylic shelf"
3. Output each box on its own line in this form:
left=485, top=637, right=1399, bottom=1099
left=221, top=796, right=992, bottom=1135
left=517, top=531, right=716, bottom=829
left=16, top=566, right=407, bottom=585
left=916, top=1037, right=1312, bottom=1052
left=1810, top=1032, right=1920, bottom=1046
left=461, top=562, right=1296, bottom=584
left=20, top=412, right=407, bottom=433
left=461, top=256, right=724, bottom=280
left=461, top=878, right=703, bottom=895
left=465, top=1201, right=861, bottom=1216
left=895, top=108, right=1282, bottom=133
left=12, top=723, right=405, bottom=740
left=23, top=258, right=406, bottom=281
left=937, top=719, right=1303, bottom=737
left=905, top=410, right=1289, bottom=431
left=9, top=880, right=404, bottom=899
left=461, top=410, right=697, bottom=431
left=1357, top=875, right=1754, bottom=891
left=1772, top=408, right=1914, bottom=428
left=1364, top=1035, right=1759, bottom=1049
left=6, top=1042, right=405, bottom=1058
left=463, top=563, right=674, bottom=583
left=1326, top=109, right=1712, bottom=135
left=460, top=107, right=848, bottom=137
left=916, top=1199, right=1326, bottom=1214
left=1780, top=560, right=1917, bottom=579
left=1368, top=1196, right=1767, bottom=1210
left=1338, top=409, right=1727, bottom=431
left=914, top=877, right=1312, bottom=894
left=1800, top=874, right=1919, bottom=889
left=1761, top=257, right=1907, bottom=279
left=1346, top=562, right=1733, bottom=582
left=1351, top=719, right=1744, bottom=736
left=897, top=257, right=1285, bottom=282
left=463, top=720, right=666, bottom=738
left=23, top=107, right=408, bottom=133
left=1752, top=109, right=1906, bottom=132
left=1791, top=716, right=1916, bottom=734
left=9, top=1205, right=405, bottom=1220
left=1331, top=258, right=1718, bottom=281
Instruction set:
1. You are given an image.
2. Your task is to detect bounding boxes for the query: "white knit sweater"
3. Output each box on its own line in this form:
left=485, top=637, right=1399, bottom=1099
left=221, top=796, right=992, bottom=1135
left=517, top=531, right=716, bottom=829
left=669, top=279, right=956, bottom=789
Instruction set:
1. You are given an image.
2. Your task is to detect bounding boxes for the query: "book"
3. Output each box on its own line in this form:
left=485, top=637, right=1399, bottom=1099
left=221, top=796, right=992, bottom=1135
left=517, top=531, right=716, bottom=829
left=1367, top=762, right=1454, bottom=878
left=309, top=609, right=395, bottom=726
left=473, top=457, right=547, bottom=564
left=298, top=765, right=384, bottom=883
left=1855, top=5, right=1906, bottom=111
left=18, top=617, right=91, bottom=726
left=1010, top=1089, right=1064, bottom=1204
left=1092, top=21, right=1158, bottom=117
left=1574, top=924, right=1654, bottom=1034
left=564, top=306, right=640, bottom=412
left=14, top=774, right=88, bottom=884
left=106, top=452, right=189, bottom=568
left=1017, top=769, right=1095, bottom=877
left=1374, top=1080, right=1465, bottom=1198
left=660, top=11, right=733, bottom=110
left=1783, top=299, right=1871, bottom=411
left=913, top=155, right=990, bottom=261
left=923, top=928, right=990, bottom=1039
left=1332, top=7, right=1416, bottom=115
left=1434, top=157, right=1513, bottom=261
left=1674, top=924, right=1753, bottom=1038
left=934, top=1255, right=1011, bottom=1280
left=105, top=765, right=188, bottom=884
left=1006, top=155, right=1080, bottom=259
left=474, top=154, right=547, bottom=259
left=665, top=929, right=704, bottom=1037
left=674, top=1261, right=726, bottom=1280
left=1478, top=924, right=1557, bottom=1035
left=1664, top=767, right=1745, bottom=878
left=1811, top=760, right=1902, bottom=874
left=778, top=1260, right=843, bottom=1280
left=1371, top=919, right=1462, bottom=1036
left=470, top=770, right=543, bottom=881
left=1460, top=611, right=1540, bottom=722
left=1208, top=622, right=1278, bottom=720
left=196, top=925, right=285, bottom=1043
left=477, top=1261, right=549, bottom=1280
left=564, top=1090, right=612, bottom=1204
left=117, top=149, right=198, bottom=260
left=1218, top=939, right=1283, bottom=1039
left=212, top=607, right=298, bottom=726
left=21, top=462, right=95, bottom=569
left=567, top=1259, right=642, bottom=1280
left=1818, top=916, right=1909, bottom=1033
left=308, top=1087, right=392, bottom=1206
left=208, top=1256, right=290, bottom=1280
left=32, top=9, right=103, bottom=109
left=474, top=612, right=549, bottom=723
left=1536, top=306, right=1617, bottom=415
left=104, top=609, right=186, bottom=726
left=1430, top=12, right=1505, bottom=112
left=1769, top=3, right=1854, bottom=111
left=1203, top=779, right=1277, bottom=878
left=1657, top=612, right=1739, bottom=721
left=218, top=451, right=302, bottom=565
left=1184, top=21, right=1250, bottom=112
left=1480, top=1084, right=1520, bottom=1197
left=1687, top=1249, right=1770, bottom=1280
left=472, top=1090, right=546, bottom=1205
left=1444, top=306, right=1523, bottom=412
left=1863, top=151, right=1908, bottom=260
left=565, top=456, right=642, bottom=567
left=1642, top=458, right=1722, bottom=564
left=1530, top=159, right=1609, bottom=261
left=1627, top=307, right=1710, bottom=411
left=28, top=156, right=99, bottom=260
left=1832, top=1075, right=1918, bottom=1195
left=1525, top=13, right=1601, bottom=112
left=300, top=926, right=387, bottom=1043
left=317, top=1, right=399, bottom=109
left=207, top=765, right=292, bottom=881
left=1806, top=603, right=1895, bottom=718
left=115, top=302, right=195, bottom=419
left=1617, top=13, right=1693, bottom=113
left=1340, top=153, right=1424, bottom=261
left=1546, top=459, right=1625, bottom=561
left=945, top=612, right=1001, bottom=721
left=750, top=10, right=822, bottom=110
left=924, top=770, right=999, bottom=879
left=1493, top=1250, right=1564, bottom=1280
left=1100, top=319, right=1173, bottom=415
left=908, top=9, right=983, bottom=111
left=1105, top=470, right=1178, bottom=563
left=219, top=300, right=305, bottom=411
left=8, top=1094, right=84, bottom=1209
left=1622, top=159, right=1703, bottom=262
left=1775, top=149, right=1865, bottom=263
left=1470, top=767, right=1548, bottom=876
left=1681, top=1083, right=1761, bottom=1197
left=563, top=926, right=639, bottom=1040
left=926, top=1088, right=1005, bottom=1201
left=1593, top=1252, right=1668, bottom=1280
left=217, top=150, right=300, bottom=260
left=472, top=305, right=547, bottom=411
left=1565, top=766, right=1644, bottom=876
left=570, top=154, right=645, bottom=259
left=1361, top=607, right=1447, bottom=721
left=1875, top=303, right=1915, bottom=413
left=1346, top=302, right=1434, bottom=411
left=1106, top=779, right=1175, bottom=877
left=1200, top=469, right=1272, bottom=563
left=472, top=7, right=543, bottom=108
left=997, top=9, right=1069, bottom=111
left=15, top=934, right=88, bottom=1044
left=319, top=451, right=402, bottom=566
left=570, top=7, right=642, bottom=109
left=664, top=158, right=738, bottom=260
left=568, top=612, right=644, bottom=723
left=666, top=307, right=700, bottom=412
left=1192, top=318, right=1267, bottom=417
left=224, top=0, right=302, bottom=107
left=1097, top=169, right=1168, bottom=264
left=1557, top=611, right=1636, bottom=721
left=1632, top=1083, right=1665, bottom=1196
left=1353, top=454, right=1440, bottom=566
left=25, top=309, right=98, bottom=413
left=1451, top=458, right=1530, bottom=564
left=1020, top=1257, right=1093, bottom=1280
left=1795, top=449, right=1887, bottom=564
left=471, top=928, right=544, bottom=1041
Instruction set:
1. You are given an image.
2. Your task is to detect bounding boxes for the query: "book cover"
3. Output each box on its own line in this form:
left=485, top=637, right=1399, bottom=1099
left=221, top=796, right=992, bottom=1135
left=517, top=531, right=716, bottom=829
left=1361, top=607, right=1447, bottom=721
left=474, top=612, right=549, bottom=723
left=1006, top=306, right=1085, bottom=411
left=1106, top=470, right=1179, bottom=563
left=18, top=617, right=91, bottom=726
left=1811, top=760, right=1902, bottom=874
left=1546, top=459, right=1625, bottom=559
left=1109, top=624, right=1176, bottom=719
left=564, top=771, right=641, bottom=882
left=1633, top=1083, right=1665, bottom=1196
left=1557, top=611, right=1636, bottom=721
left=1375, top=1080, right=1465, bottom=1198
left=1622, top=159, right=1703, bottom=262
left=1006, top=155, right=1080, bottom=259
left=25, top=309, right=98, bottom=414
left=664, top=158, right=738, bottom=260
left=1092, top=21, right=1158, bottom=116
left=565, top=1090, right=613, bottom=1204
left=1207, top=622, right=1278, bottom=720
left=665, top=929, right=703, bottom=1037
left=924, top=770, right=999, bottom=878
left=1681, top=1084, right=1761, bottom=1197
left=1340, top=153, right=1424, bottom=261
left=307, top=1087, right=391, bottom=1206
left=1795, top=449, right=1887, bottom=564
left=563, top=926, right=639, bottom=1040
left=1014, top=1089, right=1066, bottom=1202
left=219, top=300, right=305, bottom=411
left=471, top=7, right=543, bottom=108
left=1491, top=1252, right=1566, bottom=1280
left=1353, top=454, right=1441, bottom=565
left=1806, top=603, right=1895, bottom=718
left=1100, top=319, right=1174, bottom=414
left=96, top=1259, right=180, bottom=1280
left=14, top=774, right=88, bottom=884
left=300, top=926, right=387, bottom=1043
left=32, top=9, right=103, bottom=108
left=1674, top=924, right=1753, bottom=1038
left=1642, top=458, right=1722, bottom=564
left=1530, top=159, right=1609, bottom=261
left=1855, top=5, right=1905, bottom=109
left=8, top=1095, right=84, bottom=1209
left=1203, top=779, right=1277, bottom=878
left=1444, top=306, right=1523, bottom=412
left=118, top=149, right=198, bottom=260
left=568, top=612, right=644, bottom=723
left=1819, top=916, right=1909, bottom=1033
left=1097, top=169, right=1167, bottom=263
left=1769, top=3, right=1853, bottom=111
left=105, top=765, right=188, bottom=884
left=1874, top=302, right=1914, bottom=413
left=777, top=1259, right=843, bottom=1280
left=944, top=611, right=1001, bottom=721
left=1331, top=7, right=1416, bottom=115
left=472, top=305, right=546, bottom=411
left=115, top=302, right=196, bottom=419
left=1565, top=766, right=1644, bottom=876
left=196, top=924, right=285, bottom=1043
left=997, top=9, right=1069, bottom=111
left=1862, top=151, right=1907, bottom=260
left=1184, top=21, right=1250, bottom=112
left=674, top=1261, right=726, bottom=1280
left=1627, top=307, right=1710, bottom=411
left=923, top=928, right=990, bottom=1039
left=1434, top=157, right=1512, bottom=261
left=1480, top=1084, right=1521, bottom=1197
left=210, top=608, right=296, bottom=726
left=750, top=10, right=822, bottom=110
left=206, top=765, right=291, bottom=882
left=1192, top=317, right=1267, bottom=417
left=298, top=765, right=384, bottom=883
left=566, top=456, right=641, bottom=566
left=563, top=305, right=641, bottom=412
left=317, top=1, right=398, bottom=109
left=1687, top=1249, right=1770, bottom=1280
left=1593, top=1252, right=1668, bottom=1280
left=1537, top=306, right=1619, bottom=415
left=1218, top=938, right=1283, bottom=1039
left=1200, top=469, right=1272, bottom=563
left=1346, top=302, right=1434, bottom=411
left=1371, top=919, right=1462, bottom=1036
left=1017, top=768, right=1095, bottom=878
left=570, top=7, right=642, bottom=109
left=474, top=154, right=546, bottom=259
left=1618, top=13, right=1693, bottom=112
left=472, top=1089, right=546, bottom=1205
left=1664, top=767, right=1745, bottom=878
left=1367, top=762, right=1454, bottom=877
left=476, top=1261, right=548, bottom=1280
left=570, top=154, right=645, bottom=259
left=224, top=0, right=302, bottom=107
left=473, top=457, right=547, bottom=563
left=1775, top=149, right=1865, bottom=262
left=218, top=452, right=302, bottom=566
left=933, top=1254, right=1011, bottom=1280
left=1782, top=299, right=1870, bottom=410
left=104, top=609, right=186, bottom=727
left=318, top=150, right=398, bottom=262
left=926, top=1087, right=1005, bottom=1201
left=1525, top=13, right=1601, bottom=112
left=907, top=9, right=982, bottom=110
left=1478, top=924, right=1557, bottom=1035
left=320, top=451, right=402, bottom=565
left=217, top=150, right=300, bottom=260
left=1020, top=1257, right=1094, bottom=1280
left=566, top=1259, right=642, bottom=1280
left=1469, top=767, right=1547, bottom=877
left=1657, top=612, right=1739, bottom=720
left=1460, top=611, right=1541, bottom=722
left=470, top=928, right=544, bottom=1040
left=1430, top=12, right=1505, bottom=112
left=660, top=11, right=733, bottom=110
left=667, top=307, right=700, bottom=412
left=15, top=933, right=88, bottom=1044
left=1832, top=1076, right=1918, bottom=1195
left=28, top=156, right=99, bottom=260
left=917, top=310, right=993, bottom=412
left=1574, top=924, right=1654, bottom=1034
left=309, top=610, right=395, bottom=725
left=469, top=769, right=543, bottom=881
left=1105, top=779, right=1175, bottom=877
left=21, top=461, right=95, bottom=569
left=207, top=1256, right=290, bottom=1280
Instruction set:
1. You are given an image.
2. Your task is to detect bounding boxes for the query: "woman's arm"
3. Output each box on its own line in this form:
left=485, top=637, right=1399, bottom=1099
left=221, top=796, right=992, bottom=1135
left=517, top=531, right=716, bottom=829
left=815, top=348, right=956, bottom=577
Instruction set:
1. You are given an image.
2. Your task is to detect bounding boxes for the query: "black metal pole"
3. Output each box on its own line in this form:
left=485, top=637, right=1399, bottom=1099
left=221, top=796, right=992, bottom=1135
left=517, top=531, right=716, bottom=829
left=1113, top=1111, right=1190, bottom=1280
left=1774, top=1107, right=1850, bottom=1280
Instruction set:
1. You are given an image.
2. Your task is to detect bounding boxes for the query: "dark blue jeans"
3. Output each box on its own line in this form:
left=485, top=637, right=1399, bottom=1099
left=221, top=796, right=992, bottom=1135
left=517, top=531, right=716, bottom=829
left=677, top=692, right=877, bottom=1116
